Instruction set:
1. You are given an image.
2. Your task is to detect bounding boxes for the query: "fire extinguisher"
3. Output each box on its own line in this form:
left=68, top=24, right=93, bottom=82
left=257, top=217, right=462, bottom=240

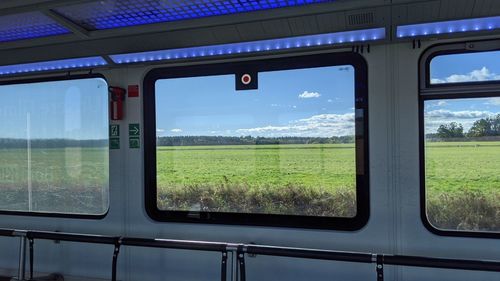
left=109, top=86, right=126, bottom=120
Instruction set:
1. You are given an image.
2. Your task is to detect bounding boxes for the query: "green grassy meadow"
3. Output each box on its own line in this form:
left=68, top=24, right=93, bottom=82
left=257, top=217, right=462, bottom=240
left=424, top=142, right=500, bottom=231
left=157, top=144, right=357, bottom=217
left=157, top=142, right=499, bottom=231
left=0, top=142, right=497, bottom=231
left=0, top=147, right=108, bottom=214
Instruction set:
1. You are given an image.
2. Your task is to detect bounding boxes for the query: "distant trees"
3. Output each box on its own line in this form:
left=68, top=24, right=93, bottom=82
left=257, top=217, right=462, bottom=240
left=0, top=136, right=355, bottom=148
left=0, top=139, right=107, bottom=148
left=157, top=135, right=355, bottom=146
left=437, top=122, right=464, bottom=138
left=431, top=114, right=500, bottom=140
left=467, top=114, right=500, bottom=137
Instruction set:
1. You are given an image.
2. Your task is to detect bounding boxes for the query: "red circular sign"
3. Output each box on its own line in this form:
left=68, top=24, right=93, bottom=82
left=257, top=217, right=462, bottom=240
left=241, top=74, right=252, bottom=85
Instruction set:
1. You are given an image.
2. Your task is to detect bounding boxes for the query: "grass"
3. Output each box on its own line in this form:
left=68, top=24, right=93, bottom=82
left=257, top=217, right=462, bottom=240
left=157, top=144, right=357, bottom=217
left=0, top=147, right=108, bottom=214
left=424, top=142, right=500, bottom=231
left=158, top=142, right=499, bottom=231
left=0, top=142, right=497, bottom=231
left=157, top=144, right=355, bottom=192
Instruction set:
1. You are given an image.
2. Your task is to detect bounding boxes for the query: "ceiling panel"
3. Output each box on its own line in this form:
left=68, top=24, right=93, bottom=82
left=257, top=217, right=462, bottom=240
left=0, top=11, right=69, bottom=42
left=472, top=0, right=500, bottom=17
left=438, top=0, right=474, bottom=20
left=53, top=0, right=334, bottom=31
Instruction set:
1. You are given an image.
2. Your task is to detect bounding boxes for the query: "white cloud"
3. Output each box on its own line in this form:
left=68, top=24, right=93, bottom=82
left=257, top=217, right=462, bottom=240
left=327, top=99, right=333, bottom=103
left=425, top=101, right=445, bottom=109
left=486, top=97, right=500, bottom=106
left=426, top=109, right=493, bottom=119
left=431, top=67, right=500, bottom=84
left=156, top=128, right=165, bottom=133
left=298, top=91, right=321, bottom=99
left=170, top=128, right=183, bottom=133
left=425, top=109, right=499, bottom=134
left=236, top=113, right=355, bottom=137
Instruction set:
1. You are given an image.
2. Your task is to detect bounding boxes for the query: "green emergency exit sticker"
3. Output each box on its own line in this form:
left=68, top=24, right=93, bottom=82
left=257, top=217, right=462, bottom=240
left=129, top=123, right=140, bottom=136
left=110, top=124, right=120, bottom=137
left=110, top=138, right=120, bottom=150
left=129, top=123, right=140, bottom=149
left=129, top=137, right=140, bottom=149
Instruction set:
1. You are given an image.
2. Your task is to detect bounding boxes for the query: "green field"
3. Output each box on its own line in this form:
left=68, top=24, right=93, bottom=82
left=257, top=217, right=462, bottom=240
left=424, top=142, right=500, bottom=231
left=0, top=147, right=108, bottom=214
left=157, top=144, right=357, bottom=217
left=0, top=142, right=497, bottom=231
left=157, top=142, right=499, bottom=231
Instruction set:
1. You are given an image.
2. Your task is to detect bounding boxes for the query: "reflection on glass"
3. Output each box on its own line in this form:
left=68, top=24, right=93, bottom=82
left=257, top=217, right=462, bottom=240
left=424, top=98, right=500, bottom=232
left=155, top=66, right=358, bottom=217
left=0, top=78, right=109, bottom=215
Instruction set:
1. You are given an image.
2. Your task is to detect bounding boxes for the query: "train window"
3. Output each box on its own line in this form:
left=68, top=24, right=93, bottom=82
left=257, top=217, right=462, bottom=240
left=430, top=50, right=500, bottom=85
left=144, top=53, right=369, bottom=229
left=421, top=42, right=500, bottom=237
left=423, top=98, right=500, bottom=233
left=0, top=76, right=109, bottom=218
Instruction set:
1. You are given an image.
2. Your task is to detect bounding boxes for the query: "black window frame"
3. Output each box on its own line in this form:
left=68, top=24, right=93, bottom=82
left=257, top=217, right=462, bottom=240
left=419, top=39, right=500, bottom=239
left=0, top=73, right=110, bottom=220
left=143, top=52, right=370, bottom=230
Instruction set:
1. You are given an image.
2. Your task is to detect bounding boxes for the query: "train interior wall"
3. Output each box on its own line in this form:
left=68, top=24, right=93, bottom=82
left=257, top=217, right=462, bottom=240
left=0, top=33, right=497, bottom=281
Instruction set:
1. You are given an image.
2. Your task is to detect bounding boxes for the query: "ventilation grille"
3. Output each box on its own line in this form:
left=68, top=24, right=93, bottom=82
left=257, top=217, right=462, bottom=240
left=347, top=12, right=375, bottom=27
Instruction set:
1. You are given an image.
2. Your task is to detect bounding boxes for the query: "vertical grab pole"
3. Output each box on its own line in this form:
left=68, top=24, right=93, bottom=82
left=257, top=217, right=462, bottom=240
left=227, top=245, right=238, bottom=281
left=237, top=246, right=246, bottom=281
left=111, top=237, right=122, bottom=281
left=17, top=235, right=27, bottom=281
left=221, top=251, right=228, bottom=281
left=376, top=255, right=384, bottom=281
left=28, top=237, right=34, bottom=280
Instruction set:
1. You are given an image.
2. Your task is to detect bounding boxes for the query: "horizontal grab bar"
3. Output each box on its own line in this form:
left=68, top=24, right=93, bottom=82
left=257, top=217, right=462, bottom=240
left=0, top=227, right=498, bottom=273
left=245, top=245, right=373, bottom=263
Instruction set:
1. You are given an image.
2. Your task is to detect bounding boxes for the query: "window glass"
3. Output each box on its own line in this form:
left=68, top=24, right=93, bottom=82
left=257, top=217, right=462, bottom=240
left=0, top=78, right=109, bottom=216
left=155, top=65, right=359, bottom=218
left=430, top=50, right=500, bottom=84
left=424, top=97, right=500, bottom=232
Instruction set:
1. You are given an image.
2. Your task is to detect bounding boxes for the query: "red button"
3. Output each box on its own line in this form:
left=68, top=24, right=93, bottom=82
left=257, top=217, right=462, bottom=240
left=241, top=74, right=251, bottom=85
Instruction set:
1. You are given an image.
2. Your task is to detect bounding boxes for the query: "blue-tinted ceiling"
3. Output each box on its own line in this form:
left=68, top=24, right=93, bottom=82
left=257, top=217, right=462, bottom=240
left=110, top=28, right=385, bottom=64
left=0, top=12, right=70, bottom=42
left=53, top=0, right=332, bottom=30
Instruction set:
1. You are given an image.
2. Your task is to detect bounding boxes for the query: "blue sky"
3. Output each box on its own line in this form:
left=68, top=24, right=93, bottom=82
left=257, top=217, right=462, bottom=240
left=0, top=78, right=108, bottom=140
left=1, top=53, right=499, bottom=140
left=156, top=65, right=356, bottom=138
left=426, top=51, right=500, bottom=134
left=431, top=51, right=500, bottom=83
left=155, top=53, right=500, bottom=138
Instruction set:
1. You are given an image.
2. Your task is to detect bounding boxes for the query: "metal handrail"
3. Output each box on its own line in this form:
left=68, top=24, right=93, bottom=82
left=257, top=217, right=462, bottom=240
left=0, top=228, right=497, bottom=281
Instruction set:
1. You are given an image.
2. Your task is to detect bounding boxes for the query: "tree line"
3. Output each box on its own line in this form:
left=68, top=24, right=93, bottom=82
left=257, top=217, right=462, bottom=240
left=0, top=136, right=355, bottom=148
left=427, top=114, right=500, bottom=140
left=157, top=135, right=355, bottom=146
left=0, top=139, right=108, bottom=149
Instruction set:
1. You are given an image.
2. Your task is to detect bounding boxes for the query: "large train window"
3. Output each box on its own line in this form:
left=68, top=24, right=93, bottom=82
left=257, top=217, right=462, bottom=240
left=144, top=53, right=369, bottom=229
left=420, top=41, right=500, bottom=238
left=0, top=76, right=109, bottom=218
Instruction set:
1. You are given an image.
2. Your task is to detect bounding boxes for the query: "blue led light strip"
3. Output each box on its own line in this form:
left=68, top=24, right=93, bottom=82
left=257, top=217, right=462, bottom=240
left=110, top=28, right=385, bottom=64
left=55, top=0, right=333, bottom=30
left=397, top=16, right=500, bottom=38
left=0, top=57, right=107, bottom=76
